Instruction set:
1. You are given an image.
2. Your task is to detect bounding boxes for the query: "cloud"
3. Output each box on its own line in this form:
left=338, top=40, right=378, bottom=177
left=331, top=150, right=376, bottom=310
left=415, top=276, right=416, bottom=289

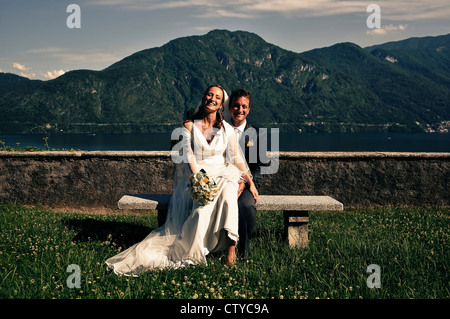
left=18, top=45, right=125, bottom=79
left=19, top=72, right=37, bottom=79
left=12, top=61, right=65, bottom=80
left=13, top=62, right=31, bottom=72
left=366, top=24, right=408, bottom=36
left=25, top=47, right=119, bottom=66
left=380, top=0, right=450, bottom=21
left=240, top=0, right=366, bottom=16
left=12, top=62, right=37, bottom=79
left=24, top=47, right=65, bottom=54
left=53, top=52, right=119, bottom=65
left=89, top=0, right=450, bottom=21
left=92, top=0, right=216, bottom=11
left=191, top=26, right=216, bottom=32
left=41, top=69, right=66, bottom=80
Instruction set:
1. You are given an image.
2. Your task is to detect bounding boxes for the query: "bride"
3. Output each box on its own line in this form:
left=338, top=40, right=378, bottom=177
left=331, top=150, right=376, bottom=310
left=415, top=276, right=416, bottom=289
left=105, top=85, right=258, bottom=276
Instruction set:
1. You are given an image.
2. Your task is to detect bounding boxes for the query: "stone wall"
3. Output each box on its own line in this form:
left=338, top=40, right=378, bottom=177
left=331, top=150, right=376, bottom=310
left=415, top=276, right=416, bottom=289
left=0, top=151, right=448, bottom=208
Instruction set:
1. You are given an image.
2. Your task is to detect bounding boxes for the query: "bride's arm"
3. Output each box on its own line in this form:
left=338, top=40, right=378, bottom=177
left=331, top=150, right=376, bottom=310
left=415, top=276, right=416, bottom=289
left=226, top=124, right=259, bottom=203
left=183, top=121, right=199, bottom=174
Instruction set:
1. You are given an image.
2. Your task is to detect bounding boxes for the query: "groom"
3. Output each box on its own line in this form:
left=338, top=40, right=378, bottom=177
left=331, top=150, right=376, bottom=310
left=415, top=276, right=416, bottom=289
left=228, top=88, right=266, bottom=258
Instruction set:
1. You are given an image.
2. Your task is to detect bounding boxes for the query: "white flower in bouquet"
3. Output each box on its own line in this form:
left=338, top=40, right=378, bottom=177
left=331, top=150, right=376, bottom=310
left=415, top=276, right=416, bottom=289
left=187, top=169, right=219, bottom=206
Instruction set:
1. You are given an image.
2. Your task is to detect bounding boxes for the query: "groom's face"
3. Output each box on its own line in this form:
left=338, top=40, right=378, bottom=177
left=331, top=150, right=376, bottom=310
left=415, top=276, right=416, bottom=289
left=229, top=96, right=250, bottom=126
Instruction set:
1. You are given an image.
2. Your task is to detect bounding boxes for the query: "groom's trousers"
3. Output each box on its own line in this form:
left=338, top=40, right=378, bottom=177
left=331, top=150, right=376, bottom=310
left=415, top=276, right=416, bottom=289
left=237, top=187, right=257, bottom=258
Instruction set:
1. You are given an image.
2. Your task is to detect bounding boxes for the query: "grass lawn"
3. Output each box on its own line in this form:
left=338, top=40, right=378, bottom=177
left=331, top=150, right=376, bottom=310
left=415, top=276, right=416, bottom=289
left=0, top=204, right=448, bottom=299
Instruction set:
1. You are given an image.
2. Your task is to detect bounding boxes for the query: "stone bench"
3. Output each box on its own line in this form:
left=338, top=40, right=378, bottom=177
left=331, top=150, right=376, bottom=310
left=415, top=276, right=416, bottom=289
left=118, top=194, right=344, bottom=248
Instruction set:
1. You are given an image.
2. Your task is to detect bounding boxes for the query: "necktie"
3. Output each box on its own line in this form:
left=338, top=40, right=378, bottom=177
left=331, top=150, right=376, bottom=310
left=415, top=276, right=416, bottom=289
left=235, top=128, right=241, bottom=141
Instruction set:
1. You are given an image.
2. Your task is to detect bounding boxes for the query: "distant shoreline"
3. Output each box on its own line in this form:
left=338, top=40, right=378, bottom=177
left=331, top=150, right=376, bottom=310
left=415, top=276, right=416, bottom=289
left=2, top=131, right=450, bottom=153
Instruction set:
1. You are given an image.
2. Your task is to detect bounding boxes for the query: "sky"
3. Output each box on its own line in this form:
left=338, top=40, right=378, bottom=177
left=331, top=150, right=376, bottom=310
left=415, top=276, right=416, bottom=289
left=1, top=0, right=449, bottom=80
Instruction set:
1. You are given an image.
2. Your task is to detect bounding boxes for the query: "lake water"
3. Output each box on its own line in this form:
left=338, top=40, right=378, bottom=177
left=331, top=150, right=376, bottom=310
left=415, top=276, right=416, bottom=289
left=1, top=132, right=449, bottom=152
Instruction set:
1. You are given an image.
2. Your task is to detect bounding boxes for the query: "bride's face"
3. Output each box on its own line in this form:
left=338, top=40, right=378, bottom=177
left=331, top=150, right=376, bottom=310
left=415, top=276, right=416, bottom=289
left=202, top=87, right=223, bottom=113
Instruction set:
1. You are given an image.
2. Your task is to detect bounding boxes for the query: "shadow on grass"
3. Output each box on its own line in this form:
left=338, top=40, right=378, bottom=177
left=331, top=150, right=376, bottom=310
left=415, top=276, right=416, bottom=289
left=253, top=228, right=285, bottom=241
left=62, top=218, right=154, bottom=249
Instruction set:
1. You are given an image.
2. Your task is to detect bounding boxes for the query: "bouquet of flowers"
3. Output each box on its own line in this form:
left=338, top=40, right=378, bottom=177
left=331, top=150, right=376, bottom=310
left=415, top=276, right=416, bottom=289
left=187, top=169, right=219, bottom=206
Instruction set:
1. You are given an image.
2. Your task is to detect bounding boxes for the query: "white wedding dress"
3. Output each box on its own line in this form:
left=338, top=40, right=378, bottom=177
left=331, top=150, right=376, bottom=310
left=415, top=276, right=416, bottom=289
left=105, top=120, right=249, bottom=276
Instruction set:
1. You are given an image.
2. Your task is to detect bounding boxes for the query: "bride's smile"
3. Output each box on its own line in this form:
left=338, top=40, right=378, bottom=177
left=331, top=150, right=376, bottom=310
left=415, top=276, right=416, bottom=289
left=202, top=87, right=223, bottom=113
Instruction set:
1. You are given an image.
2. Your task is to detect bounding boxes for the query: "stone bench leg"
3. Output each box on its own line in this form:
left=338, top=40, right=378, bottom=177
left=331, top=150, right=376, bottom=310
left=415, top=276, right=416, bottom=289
left=157, top=209, right=168, bottom=227
left=283, top=211, right=309, bottom=248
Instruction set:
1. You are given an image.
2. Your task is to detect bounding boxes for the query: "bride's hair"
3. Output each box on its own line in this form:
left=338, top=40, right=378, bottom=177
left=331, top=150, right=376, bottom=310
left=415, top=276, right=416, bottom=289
left=191, top=85, right=226, bottom=128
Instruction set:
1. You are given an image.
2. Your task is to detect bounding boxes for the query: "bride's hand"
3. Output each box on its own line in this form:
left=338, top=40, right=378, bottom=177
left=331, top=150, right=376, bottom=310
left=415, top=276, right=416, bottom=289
left=237, top=180, right=246, bottom=198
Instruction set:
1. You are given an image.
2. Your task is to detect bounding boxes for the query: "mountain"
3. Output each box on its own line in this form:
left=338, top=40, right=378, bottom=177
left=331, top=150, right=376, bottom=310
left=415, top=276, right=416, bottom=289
left=364, top=33, right=450, bottom=132
left=365, top=33, right=450, bottom=50
left=1, top=30, right=449, bottom=134
left=365, top=34, right=450, bottom=85
left=301, top=33, right=450, bottom=131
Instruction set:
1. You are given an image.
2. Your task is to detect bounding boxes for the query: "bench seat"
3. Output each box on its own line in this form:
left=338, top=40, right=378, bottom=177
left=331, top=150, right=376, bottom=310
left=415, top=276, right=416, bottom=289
left=118, top=194, right=344, bottom=248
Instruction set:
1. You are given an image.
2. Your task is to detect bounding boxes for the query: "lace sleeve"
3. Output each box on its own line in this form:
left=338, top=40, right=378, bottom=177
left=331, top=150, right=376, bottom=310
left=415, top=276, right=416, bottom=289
left=224, top=121, right=251, bottom=178
left=170, top=125, right=199, bottom=174
left=182, top=126, right=199, bottom=174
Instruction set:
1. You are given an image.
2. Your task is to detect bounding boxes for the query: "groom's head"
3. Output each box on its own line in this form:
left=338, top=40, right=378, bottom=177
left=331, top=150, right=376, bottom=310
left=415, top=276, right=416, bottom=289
left=229, top=88, right=251, bottom=127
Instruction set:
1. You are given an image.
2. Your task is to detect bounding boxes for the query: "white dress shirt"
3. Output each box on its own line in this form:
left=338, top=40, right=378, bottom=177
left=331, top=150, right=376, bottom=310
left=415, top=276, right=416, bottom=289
left=233, top=120, right=247, bottom=142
